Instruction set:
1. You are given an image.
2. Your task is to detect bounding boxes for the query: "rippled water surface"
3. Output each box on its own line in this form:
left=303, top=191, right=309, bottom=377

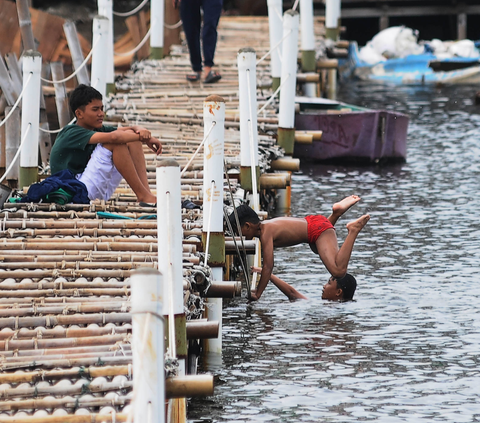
left=188, top=83, right=480, bottom=422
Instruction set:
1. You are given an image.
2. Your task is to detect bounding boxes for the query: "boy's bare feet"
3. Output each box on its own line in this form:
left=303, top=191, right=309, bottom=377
left=346, top=214, right=370, bottom=234
left=332, top=195, right=361, bottom=217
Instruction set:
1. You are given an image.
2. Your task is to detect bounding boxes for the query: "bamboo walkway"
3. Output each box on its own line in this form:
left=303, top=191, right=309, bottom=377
left=0, top=15, right=326, bottom=421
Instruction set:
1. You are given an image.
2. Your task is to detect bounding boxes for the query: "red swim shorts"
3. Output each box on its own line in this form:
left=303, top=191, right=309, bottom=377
left=305, top=215, right=335, bottom=244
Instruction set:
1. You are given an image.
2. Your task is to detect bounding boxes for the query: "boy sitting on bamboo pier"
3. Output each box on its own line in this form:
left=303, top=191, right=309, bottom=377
left=50, top=85, right=162, bottom=205
left=228, top=195, right=369, bottom=301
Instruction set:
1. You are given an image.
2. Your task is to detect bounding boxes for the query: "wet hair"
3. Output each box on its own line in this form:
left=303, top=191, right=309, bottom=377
left=228, top=205, right=260, bottom=235
left=335, top=273, right=357, bottom=300
left=69, top=84, right=102, bottom=114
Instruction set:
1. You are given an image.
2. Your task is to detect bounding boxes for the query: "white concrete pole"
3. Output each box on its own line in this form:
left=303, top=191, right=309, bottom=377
left=91, top=15, right=109, bottom=99
left=150, top=0, right=165, bottom=59
left=97, top=0, right=115, bottom=90
left=267, top=0, right=283, bottom=92
left=156, top=159, right=187, bottom=421
left=19, top=50, right=41, bottom=188
left=299, top=0, right=317, bottom=97
left=325, top=0, right=340, bottom=41
left=300, top=0, right=315, bottom=57
left=278, top=10, right=299, bottom=156
left=203, top=95, right=225, bottom=354
left=131, top=268, right=165, bottom=423
left=237, top=48, right=260, bottom=200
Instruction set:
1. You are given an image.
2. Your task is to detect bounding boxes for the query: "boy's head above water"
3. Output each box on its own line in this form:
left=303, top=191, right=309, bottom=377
left=322, top=273, right=357, bottom=301
left=229, top=205, right=260, bottom=239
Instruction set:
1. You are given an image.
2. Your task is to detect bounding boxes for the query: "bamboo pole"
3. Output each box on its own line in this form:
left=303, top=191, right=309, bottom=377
left=0, top=355, right=132, bottom=371
left=0, top=415, right=129, bottom=423
left=0, top=326, right=130, bottom=341
left=50, top=62, right=72, bottom=128
left=0, top=365, right=130, bottom=384
left=63, top=22, right=91, bottom=86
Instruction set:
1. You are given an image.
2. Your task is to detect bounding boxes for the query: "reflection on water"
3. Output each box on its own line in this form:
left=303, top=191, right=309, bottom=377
left=188, top=83, right=480, bottom=422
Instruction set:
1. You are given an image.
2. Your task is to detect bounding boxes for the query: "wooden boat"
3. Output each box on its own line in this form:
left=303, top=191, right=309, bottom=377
left=342, top=41, right=480, bottom=85
left=293, top=96, right=409, bottom=163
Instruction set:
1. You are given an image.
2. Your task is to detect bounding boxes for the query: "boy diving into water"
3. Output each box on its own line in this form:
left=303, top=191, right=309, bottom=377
left=228, top=195, right=369, bottom=301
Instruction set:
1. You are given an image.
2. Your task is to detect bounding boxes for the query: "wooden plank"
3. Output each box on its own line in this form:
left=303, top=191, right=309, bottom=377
left=30, top=8, right=66, bottom=62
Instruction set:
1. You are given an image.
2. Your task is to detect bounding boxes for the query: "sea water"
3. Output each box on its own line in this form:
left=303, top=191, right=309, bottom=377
left=188, top=82, right=480, bottom=422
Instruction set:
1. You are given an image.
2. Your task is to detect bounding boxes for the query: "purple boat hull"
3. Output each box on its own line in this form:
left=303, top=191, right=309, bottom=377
left=293, top=109, right=409, bottom=163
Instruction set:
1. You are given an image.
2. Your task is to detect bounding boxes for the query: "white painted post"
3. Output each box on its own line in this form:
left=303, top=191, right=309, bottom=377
left=300, top=0, right=316, bottom=97
left=277, top=10, right=299, bottom=156
left=203, top=95, right=225, bottom=354
left=97, top=0, right=115, bottom=91
left=19, top=50, right=41, bottom=188
left=267, top=0, right=283, bottom=92
left=91, top=15, right=109, bottom=99
left=237, top=48, right=260, bottom=209
left=156, top=159, right=187, bottom=421
left=150, top=0, right=165, bottom=59
left=325, top=0, right=340, bottom=41
left=131, top=268, right=165, bottom=423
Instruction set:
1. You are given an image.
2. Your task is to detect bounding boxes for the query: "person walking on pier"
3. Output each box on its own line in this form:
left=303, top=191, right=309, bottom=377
left=177, top=0, right=223, bottom=83
left=228, top=195, right=369, bottom=301
left=50, top=84, right=162, bottom=205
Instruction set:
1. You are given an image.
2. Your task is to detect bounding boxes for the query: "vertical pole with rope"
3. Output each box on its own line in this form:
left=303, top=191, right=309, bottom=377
left=237, top=48, right=260, bottom=200
left=150, top=0, right=164, bottom=59
left=203, top=95, right=225, bottom=354
left=91, top=15, right=109, bottom=99
left=19, top=50, right=41, bottom=189
left=325, top=0, right=339, bottom=99
left=299, top=0, right=317, bottom=98
left=97, top=0, right=116, bottom=94
left=156, top=159, right=187, bottom=422
left=267, top=0, right=283, bottom=92
left=131, top=268, right=165, bottom=423
left=63, top=21, right=91, bottom=86
left=277, top=10, right=299, bottom=156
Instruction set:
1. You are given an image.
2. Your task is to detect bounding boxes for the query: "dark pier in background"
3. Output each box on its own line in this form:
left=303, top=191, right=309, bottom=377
left=315, top=0, right=480, bottom=45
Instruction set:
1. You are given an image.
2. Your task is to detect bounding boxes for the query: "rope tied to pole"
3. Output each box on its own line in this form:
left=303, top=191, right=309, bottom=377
left=257, top=73, right=291, bottom=116
left=256, top=29, right=291, bottom=66
left=164, top=20, right=183, bottom=29
left=40, top=37, right=100, bottom=85
left=179, top=122, right=216, bottom=178
left=0, top=73, right=33, bottom=129
left=113, top=0, right=149, bottom=17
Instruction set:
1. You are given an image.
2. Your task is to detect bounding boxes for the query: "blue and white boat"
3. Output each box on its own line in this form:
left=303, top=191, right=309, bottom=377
left=341, top=27, right=480, bottom=84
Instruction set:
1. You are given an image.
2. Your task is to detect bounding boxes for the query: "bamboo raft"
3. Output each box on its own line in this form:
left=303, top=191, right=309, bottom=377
left=0, top=14, right=326, bottom=421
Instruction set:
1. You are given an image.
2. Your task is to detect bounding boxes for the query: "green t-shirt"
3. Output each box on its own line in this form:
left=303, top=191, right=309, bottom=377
left=50, top=124, right=116, bottom=175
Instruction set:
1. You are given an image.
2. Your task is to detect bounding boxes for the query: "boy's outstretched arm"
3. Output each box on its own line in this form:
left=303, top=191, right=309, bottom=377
left=252, top=267, right=307, bottom=300
left=250, top=238, right=274, bottom=301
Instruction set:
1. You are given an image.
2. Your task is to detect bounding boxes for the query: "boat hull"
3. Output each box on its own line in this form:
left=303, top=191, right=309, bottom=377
left=293, top=110, right=409, bottom=163
left=342, top=42, right=480, bottom=85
